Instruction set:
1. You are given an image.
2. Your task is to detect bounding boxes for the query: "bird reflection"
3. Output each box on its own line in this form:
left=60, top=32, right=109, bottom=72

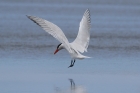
left=54, top=79, right=87, bottom=93
left=69, top=79, right=75, bottom=92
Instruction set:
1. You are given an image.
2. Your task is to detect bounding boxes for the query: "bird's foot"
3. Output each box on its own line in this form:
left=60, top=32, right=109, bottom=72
left=68, top=64, right=73, bottom=68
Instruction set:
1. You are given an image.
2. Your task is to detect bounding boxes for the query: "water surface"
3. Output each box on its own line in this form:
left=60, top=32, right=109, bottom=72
left=0, top=0, right=140, bottom=93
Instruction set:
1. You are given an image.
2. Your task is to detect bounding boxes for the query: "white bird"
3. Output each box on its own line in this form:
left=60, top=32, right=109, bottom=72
left=27, top=9, right=91, bottom=67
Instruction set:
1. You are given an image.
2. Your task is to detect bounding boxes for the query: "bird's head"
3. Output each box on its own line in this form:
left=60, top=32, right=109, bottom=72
left=54, top=43, right=63, bottom=54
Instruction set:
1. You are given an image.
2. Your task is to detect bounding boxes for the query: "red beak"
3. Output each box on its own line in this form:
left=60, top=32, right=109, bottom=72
left=54, top=49, right=59, bottom=54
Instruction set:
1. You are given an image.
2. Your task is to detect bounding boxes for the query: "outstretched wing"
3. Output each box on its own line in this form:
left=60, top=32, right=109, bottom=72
left=70, top=9, right=91, bottom=53
left=27, top=15, right=72, bottom=53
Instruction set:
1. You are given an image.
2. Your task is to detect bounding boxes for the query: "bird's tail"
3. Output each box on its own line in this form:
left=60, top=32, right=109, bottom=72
left=79, top=54, right=92, bottom=59
left=83, top=56, right=92, bottom=58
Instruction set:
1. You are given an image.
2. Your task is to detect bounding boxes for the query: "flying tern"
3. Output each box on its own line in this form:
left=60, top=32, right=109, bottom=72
left=27, top=9, right=91, bottom=67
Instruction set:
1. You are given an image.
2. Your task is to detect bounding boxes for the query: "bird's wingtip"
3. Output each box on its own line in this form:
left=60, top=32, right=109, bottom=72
left=85, top=9, right=90, bottom=15
left=86, top=8, right=90, bottom=11
left=26, top=15, right=32, bottom=18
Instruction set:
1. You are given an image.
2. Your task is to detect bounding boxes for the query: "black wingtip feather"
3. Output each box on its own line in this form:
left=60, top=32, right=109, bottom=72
left=26, top=15, right=31, bottom=19
left=26, top=15, right=41, bottom=26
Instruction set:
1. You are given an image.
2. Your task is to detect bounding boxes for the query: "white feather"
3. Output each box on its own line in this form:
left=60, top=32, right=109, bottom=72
left=27, top=9, right=91, bottom=59
left=27, top=15, right=73, bottom=53
left=70, top=9, right=91, bottom=53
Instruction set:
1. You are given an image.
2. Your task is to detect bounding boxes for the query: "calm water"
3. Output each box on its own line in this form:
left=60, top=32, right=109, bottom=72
left=0, top=0, right=140, bottom=93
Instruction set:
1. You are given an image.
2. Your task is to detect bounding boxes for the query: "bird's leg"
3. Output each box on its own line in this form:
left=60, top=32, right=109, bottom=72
left=72, top=59, right=76, bottom=66
left=68, top=60, right=74, bottom=68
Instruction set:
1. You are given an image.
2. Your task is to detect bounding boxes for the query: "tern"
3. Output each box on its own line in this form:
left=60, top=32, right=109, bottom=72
left=27, top=9, right=91, bottom=67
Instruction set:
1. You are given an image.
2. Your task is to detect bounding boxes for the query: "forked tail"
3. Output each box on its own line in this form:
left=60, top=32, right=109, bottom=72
left=83, top=56, right=91, bottom=58
left=78, top=54, right=92, bottom=59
